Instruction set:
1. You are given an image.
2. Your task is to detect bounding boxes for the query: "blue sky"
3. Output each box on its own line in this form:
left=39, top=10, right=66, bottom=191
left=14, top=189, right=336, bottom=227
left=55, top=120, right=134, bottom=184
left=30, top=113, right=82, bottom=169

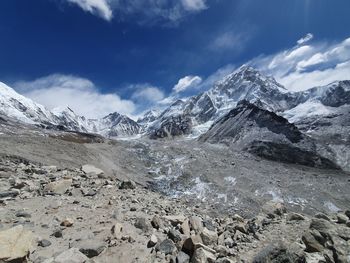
left=0, top=0, right=349, bottom=118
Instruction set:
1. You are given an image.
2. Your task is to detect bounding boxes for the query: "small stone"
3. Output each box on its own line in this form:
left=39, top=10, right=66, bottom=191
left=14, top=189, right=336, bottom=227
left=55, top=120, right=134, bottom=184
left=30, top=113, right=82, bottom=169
left=119, top=180, right=136, bottom=190
left=52, top=229, right=63, bottom=238
left=60, top=218, right=74, bottom=227
left=148, top=234, right=158, bottom=248
left=156, top=239, right=177, bottom=255
left=38, top=239, right=51, bottom=247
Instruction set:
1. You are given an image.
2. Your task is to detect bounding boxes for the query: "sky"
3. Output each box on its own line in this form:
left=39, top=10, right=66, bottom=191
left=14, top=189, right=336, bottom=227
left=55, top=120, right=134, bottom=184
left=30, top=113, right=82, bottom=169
left=0, top=0, right=350, bottom=119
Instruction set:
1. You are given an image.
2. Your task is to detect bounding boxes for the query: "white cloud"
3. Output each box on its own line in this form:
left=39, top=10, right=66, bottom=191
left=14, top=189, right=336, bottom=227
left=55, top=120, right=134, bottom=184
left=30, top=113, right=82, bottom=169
left=61, top=0, right=208, bottom=24
left=14, top=74, right=135, bottom=119
left=250, top=35, right=350, bottom=91
left=131, top=85, right=165, bottom=103
left=173, top=75, right=202, bottom=93
left=65, top=0, right=113, bottom=21
left=181, top=0, right=207, bottom=11
left=210, top=30, right=252, bottom=52
left=297, top=33, right=314, bottom=45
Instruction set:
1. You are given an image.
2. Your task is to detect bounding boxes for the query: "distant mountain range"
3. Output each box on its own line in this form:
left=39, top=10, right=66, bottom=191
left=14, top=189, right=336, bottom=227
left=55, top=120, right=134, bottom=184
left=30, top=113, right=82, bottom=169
left=1, top=65, right=349, bottom=170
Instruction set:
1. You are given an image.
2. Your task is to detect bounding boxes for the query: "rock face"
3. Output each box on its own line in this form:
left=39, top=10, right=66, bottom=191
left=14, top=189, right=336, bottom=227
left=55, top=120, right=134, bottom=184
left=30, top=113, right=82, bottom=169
left=150, top=115, right=192, bottom=139
left=0, top=225, right=35, bottom=262
left=199, top=100, right=338, bottom=169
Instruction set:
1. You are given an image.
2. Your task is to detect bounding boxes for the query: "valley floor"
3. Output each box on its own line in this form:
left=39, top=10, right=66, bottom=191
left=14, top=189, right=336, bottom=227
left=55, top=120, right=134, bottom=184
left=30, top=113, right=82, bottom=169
left=0, top=122, right=349, bottom=262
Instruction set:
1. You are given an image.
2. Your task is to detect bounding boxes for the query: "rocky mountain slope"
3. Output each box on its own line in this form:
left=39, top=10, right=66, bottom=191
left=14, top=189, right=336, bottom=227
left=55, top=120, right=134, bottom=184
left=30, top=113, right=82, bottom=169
left=199, top=100, right=338, bottom=169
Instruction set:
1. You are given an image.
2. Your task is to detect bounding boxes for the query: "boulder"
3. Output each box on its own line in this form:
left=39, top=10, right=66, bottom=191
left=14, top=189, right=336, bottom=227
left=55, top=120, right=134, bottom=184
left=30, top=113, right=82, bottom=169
left=200, top=227, right=218, bottom=246
left=337, top=213, right=348, bottom=224
left=287, top=212, right=305, bottom=221
left=189, top=216, right=203, bottom=233
left=156, top=239, right=177, bottom=255
left=0, top=190, right=19, bottom=199
left=44, top=248, right=89, bottom=263
left=168, top=229, right=182, bottom=243
left=0, top=225, right=35, bottom=262
left=81, top=164, right=104, bottom=177
left=182, top=235, right=203, bottom=255
left=44, top=179, right=72, bottom=195
left=302, top=230, right=325, bottom=253
left=151, top=215, right=163, bottom=230
left=134, top=217, right=152, bottom=233
left=191, top=247, right=216, bottom=263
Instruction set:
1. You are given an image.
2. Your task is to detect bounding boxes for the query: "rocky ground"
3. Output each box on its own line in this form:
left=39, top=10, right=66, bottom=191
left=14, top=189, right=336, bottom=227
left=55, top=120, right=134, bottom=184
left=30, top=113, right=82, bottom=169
left=1, top=157, right=350, bottom=263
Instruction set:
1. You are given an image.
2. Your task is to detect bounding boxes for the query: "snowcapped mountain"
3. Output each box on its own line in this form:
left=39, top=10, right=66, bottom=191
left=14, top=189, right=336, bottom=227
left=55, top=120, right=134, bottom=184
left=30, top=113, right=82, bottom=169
left=0, top=82, right=140, bottom=137
left=147, top=65, right=299, bottom=138
left=0, top=82, right=58, bottom=125
left=91, top=112, right=140, bottom=137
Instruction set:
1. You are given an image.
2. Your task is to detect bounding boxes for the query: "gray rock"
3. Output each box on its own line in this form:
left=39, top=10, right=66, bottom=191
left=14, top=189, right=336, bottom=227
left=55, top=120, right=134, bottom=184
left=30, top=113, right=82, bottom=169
left=38, top=239, right=52, bottom=247
left=156, top=239, right=177, bottom=255
left=168, top=229, right=182, bottom=243
left=302, top=230, right=325, bottom=253
left=337, top=213, right=348, bottom=224
left=200, top=227, right=218, bottom=246
left=52, top=229, right=63, bottom=238
left=314, top=213, right=331, bottom=221
left=192, top=247, right=216, bottom=263
left=0, top=190, right=19, bottom=199
left=81, top=164, right=104, bottom=177
left=134, top=217, right=152, bottom=233
left=287, top=212, right=305, bottom=221
left=119, top=180, right=136, bottom=190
